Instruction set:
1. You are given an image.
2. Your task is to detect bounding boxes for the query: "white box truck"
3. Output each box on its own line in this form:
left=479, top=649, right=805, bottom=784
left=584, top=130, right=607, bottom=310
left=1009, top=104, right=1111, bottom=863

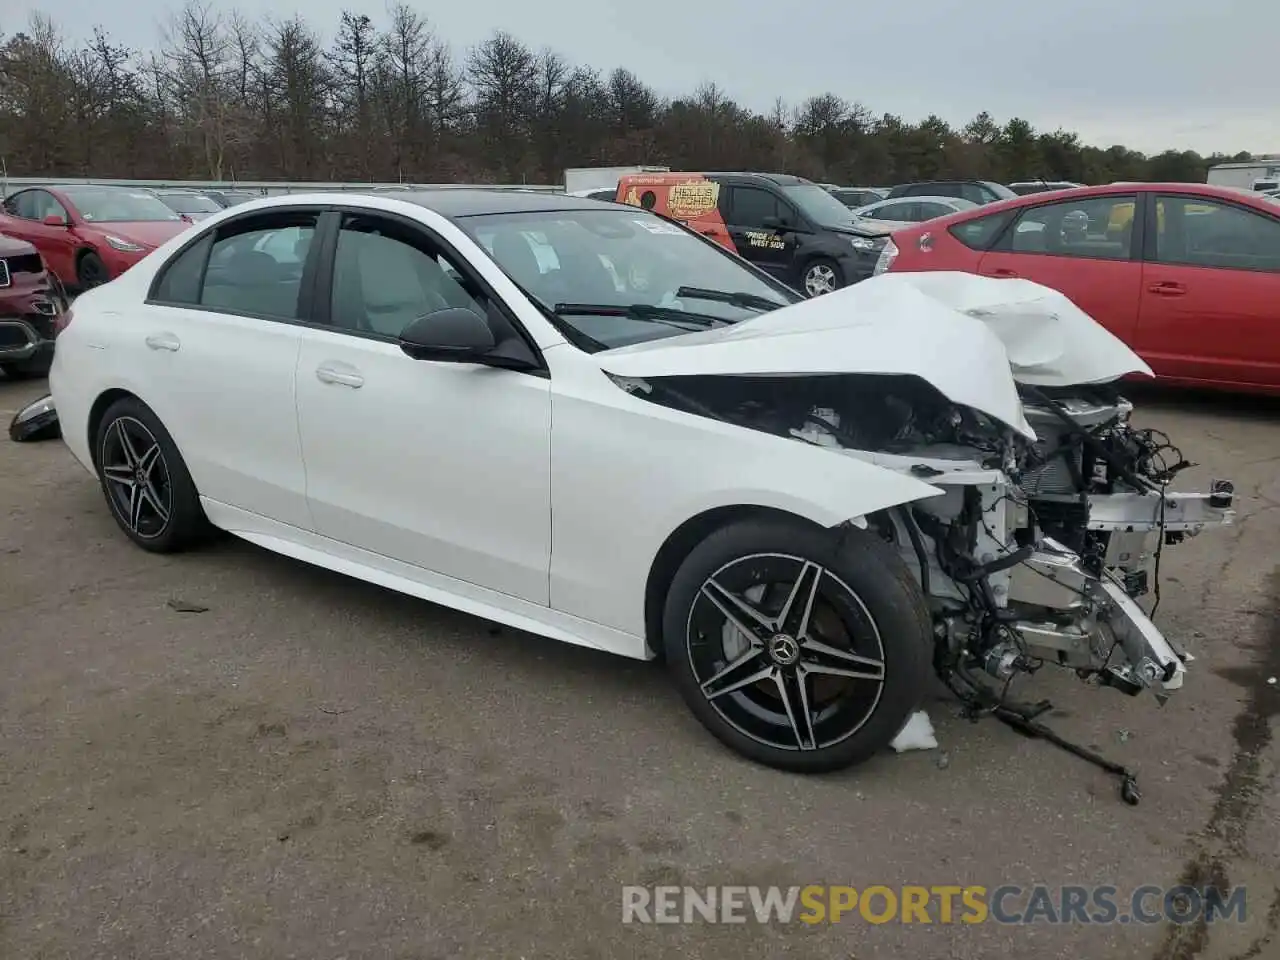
left=1206, top=159, right=1280, bottom=192
left=563, top=165, right=669, bottom=197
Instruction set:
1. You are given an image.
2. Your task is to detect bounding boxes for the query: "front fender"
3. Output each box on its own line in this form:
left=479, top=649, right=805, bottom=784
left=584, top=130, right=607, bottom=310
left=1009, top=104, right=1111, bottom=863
left=548, top=386, right=943, bottom=639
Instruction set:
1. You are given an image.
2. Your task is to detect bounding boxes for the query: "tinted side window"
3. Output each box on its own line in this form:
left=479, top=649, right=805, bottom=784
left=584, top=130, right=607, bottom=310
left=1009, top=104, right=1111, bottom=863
left=151, top=233, right=213, bottom=304
left=917, top=202, right=952, bottom=220
left=1006, top=194, right=1137, bottom=260
left=329, top=214, right=486, bottom=338
left=1154, top=196, right=1280, bottom=272
left=9, top=190, right=52, bottom=220
left=4, top=191, right=31, bottom=218
left=948, top=210, right=1014, bottom=250
left=200, top=212, right=318, bottom=319
left=959, top=184, right=990, bottom=205
left=730, top=187, right=779, bottom=227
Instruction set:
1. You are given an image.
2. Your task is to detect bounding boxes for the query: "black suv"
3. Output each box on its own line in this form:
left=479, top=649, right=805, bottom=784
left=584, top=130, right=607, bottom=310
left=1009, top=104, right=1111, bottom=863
left=884, top=180, right=1017, bottom=205
left=699, top=172, right=890, bottom=295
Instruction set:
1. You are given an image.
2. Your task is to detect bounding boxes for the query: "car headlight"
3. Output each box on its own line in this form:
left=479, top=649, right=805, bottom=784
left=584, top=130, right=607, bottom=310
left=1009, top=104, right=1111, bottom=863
left=104, top=235, right=145, bottom=253
left=848, top=235, right=880, bottom=252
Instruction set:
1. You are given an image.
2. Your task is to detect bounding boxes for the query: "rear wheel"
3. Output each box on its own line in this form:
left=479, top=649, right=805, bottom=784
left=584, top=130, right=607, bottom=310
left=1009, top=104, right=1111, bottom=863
left=661, top=517, right=931, bottom=773
left=93, top=396, right=211, bottom=552
left=801, top=257, right=843, bottom=297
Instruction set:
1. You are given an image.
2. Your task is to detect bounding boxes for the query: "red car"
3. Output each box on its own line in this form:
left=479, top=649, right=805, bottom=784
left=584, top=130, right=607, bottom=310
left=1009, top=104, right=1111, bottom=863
left=0, top=184, right=191, bottom=291
left=876, top=182, right=1280, bottom=393
left=0, top=234, right=69, bottom=377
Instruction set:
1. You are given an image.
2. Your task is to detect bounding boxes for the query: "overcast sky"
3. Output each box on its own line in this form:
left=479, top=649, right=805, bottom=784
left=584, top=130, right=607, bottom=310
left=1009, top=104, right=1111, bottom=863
left=11, top=0, right=1276, bottom=157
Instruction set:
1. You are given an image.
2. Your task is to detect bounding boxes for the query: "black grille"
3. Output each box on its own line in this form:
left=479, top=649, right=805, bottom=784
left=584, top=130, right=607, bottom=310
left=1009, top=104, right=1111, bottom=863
left=22, top=312, right=56, bottom=340
left=4, top=253, right=43, bottom=275
left=0, top=324, right=31, bottom=348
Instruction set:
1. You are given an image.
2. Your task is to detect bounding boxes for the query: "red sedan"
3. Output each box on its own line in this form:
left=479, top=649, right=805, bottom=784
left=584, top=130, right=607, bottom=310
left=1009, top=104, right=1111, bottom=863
left=0, top=184, right=192, bottom=290
left=876, top=183, right=1280, bottom=393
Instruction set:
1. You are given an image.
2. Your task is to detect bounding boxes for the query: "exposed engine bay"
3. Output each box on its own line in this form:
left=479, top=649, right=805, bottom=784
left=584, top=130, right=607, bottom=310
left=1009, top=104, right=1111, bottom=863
left=620, top=371, right=1235, bottom=800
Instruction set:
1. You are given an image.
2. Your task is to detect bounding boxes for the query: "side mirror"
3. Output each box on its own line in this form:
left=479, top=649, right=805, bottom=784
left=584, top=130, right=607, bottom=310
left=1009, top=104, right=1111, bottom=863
left=42, top=214, right=67, bottom=227
left=761, top=215, right=785, bottom=230
left=398, top=307, right=540, bottom=372
left=399, top=307, right=495, bottom=362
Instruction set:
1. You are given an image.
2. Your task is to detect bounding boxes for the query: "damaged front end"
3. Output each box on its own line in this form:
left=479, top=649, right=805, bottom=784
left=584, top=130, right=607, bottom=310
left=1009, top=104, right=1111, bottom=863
left=615, top=371, right=1234, bottom=710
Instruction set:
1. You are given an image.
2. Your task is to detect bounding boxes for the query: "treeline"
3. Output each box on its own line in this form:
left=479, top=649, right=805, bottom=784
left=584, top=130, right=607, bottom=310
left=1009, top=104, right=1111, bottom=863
left=0, top=6, right=1254, bottom=187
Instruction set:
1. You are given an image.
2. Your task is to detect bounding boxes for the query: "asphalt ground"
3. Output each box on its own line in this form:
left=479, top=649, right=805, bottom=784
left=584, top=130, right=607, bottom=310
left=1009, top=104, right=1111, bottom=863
left=1, top=373, right=1277, bottom=959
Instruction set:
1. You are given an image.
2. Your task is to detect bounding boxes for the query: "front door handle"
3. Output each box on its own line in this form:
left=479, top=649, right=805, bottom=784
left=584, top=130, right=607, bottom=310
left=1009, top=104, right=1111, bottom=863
left=145, top=333, right=180, bottom=351
left=316, top=363, right=364, bottom=388
left=989, top=268, right=1019, bottom=278
left=1147, top=281, right=1187, bottom=296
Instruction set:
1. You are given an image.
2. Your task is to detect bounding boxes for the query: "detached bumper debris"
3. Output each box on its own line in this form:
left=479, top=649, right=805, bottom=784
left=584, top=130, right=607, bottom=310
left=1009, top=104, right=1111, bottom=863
left=890, top=710, right=938, bottom=752
left=9, top=394, right=60, bottom=442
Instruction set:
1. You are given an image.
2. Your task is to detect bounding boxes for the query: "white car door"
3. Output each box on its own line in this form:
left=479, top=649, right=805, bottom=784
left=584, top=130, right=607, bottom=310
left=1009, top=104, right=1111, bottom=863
left=139, top=207, right=321, bottom=529
left=293, top=208, right=554, bottom=605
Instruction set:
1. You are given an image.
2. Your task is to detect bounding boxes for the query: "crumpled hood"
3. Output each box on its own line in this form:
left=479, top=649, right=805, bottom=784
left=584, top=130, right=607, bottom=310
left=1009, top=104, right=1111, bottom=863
left=597, top=276, right=1038, bottom=437
left=873, top=271, right=1155, bottom=386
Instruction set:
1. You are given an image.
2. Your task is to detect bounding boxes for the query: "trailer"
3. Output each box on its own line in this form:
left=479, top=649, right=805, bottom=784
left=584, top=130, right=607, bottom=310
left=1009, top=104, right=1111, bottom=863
left=563, top=166, right=669, bottom=195
left=1206, top=158, right=1280, bottom=192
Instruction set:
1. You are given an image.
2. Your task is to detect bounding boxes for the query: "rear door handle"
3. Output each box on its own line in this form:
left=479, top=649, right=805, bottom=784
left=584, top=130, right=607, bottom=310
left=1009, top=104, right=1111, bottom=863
left=144, top=333, right=180, bottom=351
left=1147, top=282, right=1187, bottom=296
left=315, top=363, right=364, bottom=388
left=989, top=268, right=1019, bottom=278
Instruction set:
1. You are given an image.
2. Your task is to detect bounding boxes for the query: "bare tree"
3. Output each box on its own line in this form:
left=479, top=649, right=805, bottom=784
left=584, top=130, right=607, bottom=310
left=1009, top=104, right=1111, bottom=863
left=0, top=8, right=1234, bottom=186
left=467, top=31, right=536, bottom=181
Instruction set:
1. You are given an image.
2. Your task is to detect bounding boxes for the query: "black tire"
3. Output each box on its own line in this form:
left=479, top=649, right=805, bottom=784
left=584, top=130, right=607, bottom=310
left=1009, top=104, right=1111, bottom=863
left=0, top=354, right=51, bottom=379
left=77, top=250, right=110, bottom=290
left=93, top=396, right=211, bottom=552
left=662, top=516, right=931, bottom=773
left=800, top=257, right=844, bottom=297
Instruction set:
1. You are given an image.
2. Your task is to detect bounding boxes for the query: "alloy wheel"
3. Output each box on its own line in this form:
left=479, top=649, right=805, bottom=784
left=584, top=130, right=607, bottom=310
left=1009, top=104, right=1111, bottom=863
left=100, top=416, right=173, bottom=539
left=685, top=553, right=887, bottom=752
left=804, top=264, right=837, bottom=296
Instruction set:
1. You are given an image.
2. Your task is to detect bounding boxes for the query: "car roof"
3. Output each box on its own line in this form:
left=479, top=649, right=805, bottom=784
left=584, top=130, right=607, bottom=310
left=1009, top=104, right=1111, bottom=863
left=871, top=195, right=967, bottom=205
left=619, top=171, right=812, bottom=186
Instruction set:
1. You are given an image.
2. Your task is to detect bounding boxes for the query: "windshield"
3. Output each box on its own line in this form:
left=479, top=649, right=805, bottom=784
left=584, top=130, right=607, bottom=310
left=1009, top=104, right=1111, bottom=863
left=780, top=183, right=857, bottom=228
left=984, top=182, right=1019, bottom=201
left=63, top=187, right=183, bottom=223
left=159, top=193, right=221, bottom=214
left=458, top=208, right=801, bottom=351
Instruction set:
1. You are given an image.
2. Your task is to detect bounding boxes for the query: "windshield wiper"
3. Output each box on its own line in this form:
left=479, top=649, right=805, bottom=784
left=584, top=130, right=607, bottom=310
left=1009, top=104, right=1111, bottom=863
left=673, top=286, right=787, bottom=311
left=552, top=302, right=726, bottom=330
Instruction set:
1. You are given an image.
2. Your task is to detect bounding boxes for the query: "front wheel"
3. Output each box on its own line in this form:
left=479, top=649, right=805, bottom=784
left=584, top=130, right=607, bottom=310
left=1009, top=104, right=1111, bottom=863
left=77, top=250, right=110, bottom=290
left=801, top=258, right=843, bottom=297
left=661, top=517, right=931, bottom=773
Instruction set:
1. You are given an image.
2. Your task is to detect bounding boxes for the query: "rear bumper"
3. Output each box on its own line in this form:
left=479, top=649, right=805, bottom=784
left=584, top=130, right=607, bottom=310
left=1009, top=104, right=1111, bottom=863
left=0, top=291, right=59, bottom=362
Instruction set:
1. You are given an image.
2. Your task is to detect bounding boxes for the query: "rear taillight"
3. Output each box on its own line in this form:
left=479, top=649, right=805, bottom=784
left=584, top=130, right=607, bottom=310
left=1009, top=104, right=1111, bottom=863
left=53, top=305, right=73, bottom=336
left=872, top=238, right=899, bottom=275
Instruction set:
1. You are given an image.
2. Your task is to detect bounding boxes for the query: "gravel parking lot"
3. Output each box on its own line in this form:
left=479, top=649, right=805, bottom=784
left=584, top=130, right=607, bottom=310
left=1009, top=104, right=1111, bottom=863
left=2, top=373, right=1277, bottom=960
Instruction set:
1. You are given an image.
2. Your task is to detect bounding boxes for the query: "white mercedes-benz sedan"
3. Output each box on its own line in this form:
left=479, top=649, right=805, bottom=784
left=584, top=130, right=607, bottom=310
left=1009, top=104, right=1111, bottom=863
left=48, top=189, right=1233, bottom=783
